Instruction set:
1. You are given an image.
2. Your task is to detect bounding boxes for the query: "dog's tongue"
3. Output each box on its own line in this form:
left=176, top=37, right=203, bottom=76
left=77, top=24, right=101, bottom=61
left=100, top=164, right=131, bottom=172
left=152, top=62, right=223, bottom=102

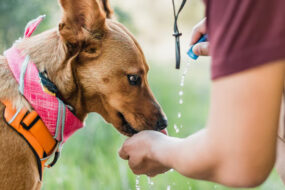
left=160, top=129, right=168, bottom=135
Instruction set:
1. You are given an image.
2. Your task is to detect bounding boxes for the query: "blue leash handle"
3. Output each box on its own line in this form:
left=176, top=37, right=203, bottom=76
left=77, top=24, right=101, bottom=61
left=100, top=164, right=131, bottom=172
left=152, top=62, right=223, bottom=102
left=187, top=34, right=208, bottom=60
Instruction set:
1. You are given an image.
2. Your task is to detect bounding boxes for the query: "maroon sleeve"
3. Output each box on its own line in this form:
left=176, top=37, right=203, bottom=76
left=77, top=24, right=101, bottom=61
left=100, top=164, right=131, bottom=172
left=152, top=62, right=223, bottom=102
left=205, top=0, right=285, bottom=80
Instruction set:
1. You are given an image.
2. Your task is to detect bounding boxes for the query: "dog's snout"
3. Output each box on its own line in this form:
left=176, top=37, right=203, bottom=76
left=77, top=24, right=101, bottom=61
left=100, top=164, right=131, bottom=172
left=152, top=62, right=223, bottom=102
left=156, top=117, right=168, bottom=130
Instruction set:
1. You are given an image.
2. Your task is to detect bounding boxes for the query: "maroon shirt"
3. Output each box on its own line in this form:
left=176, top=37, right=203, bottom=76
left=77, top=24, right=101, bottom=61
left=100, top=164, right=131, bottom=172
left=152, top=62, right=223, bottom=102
left=205, top=0, right=285, bottom=79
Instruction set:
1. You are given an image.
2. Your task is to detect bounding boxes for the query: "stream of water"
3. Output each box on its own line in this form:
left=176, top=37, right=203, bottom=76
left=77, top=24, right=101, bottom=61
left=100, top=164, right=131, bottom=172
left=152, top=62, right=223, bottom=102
left=173, top=62, right=190, bottom=134
left=135, top=176, right=140, bottom=190
left=135, top=62, right=192, bottom=190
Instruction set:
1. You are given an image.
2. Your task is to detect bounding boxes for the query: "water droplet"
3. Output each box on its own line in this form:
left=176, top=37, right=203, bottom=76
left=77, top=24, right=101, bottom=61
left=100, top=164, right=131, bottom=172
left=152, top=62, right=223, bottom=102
left=148, top=177, right=154, bottom=186
left=178, top=112, right=181, bottom=118
left=174, top=124, right=180, bottom=133
left=179, top=99, right=183, bottom=104
left=179, top=91, right=184, bottom=96
left=187, top=180, right=192, bottom=190
left=167, top=185, right=171, bottom=190
left=135, top=176, right=140, bottom=190
left=169, top=169, right=174, bottom=172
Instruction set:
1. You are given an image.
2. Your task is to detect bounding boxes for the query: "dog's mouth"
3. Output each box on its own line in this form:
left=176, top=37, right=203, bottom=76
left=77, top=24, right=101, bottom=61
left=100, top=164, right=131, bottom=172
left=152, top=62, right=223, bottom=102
left=118, top=112, right=138, bottom=136
left=117, top=112, right=168, bottom=136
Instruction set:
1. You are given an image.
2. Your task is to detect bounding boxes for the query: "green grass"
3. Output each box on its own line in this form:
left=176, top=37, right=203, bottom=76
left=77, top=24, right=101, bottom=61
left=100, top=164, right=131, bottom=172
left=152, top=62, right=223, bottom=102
left=42, top=60, right=285, bottom=190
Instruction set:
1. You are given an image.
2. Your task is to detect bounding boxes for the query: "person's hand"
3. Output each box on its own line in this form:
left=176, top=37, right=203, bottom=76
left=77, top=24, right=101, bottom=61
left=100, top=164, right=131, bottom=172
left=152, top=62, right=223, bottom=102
left=118, top=130, right=172, bottom=177
left=190, top=18, right=209, bottom=56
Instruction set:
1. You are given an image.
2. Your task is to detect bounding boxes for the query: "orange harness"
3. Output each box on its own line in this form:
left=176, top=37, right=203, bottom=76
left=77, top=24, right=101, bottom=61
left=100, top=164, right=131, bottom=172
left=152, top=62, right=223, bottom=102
left=2, top=100, right=57, bottom=179
left=2, top=15, right=84, bottom=180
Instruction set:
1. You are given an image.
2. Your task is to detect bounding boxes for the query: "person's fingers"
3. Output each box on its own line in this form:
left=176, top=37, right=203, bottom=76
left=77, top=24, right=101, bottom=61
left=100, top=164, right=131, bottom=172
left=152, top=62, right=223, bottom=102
left=190, top=18, right=207, bottom=45
left=118, top=146, right=129, bottom=160
left=192, top=42, right=209, bottom=56
left=129, top=160, right=143, bottom=175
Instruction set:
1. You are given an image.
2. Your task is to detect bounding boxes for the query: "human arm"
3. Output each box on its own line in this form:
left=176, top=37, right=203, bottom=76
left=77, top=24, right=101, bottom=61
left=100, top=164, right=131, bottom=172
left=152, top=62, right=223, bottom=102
left=119, top=60, right=285, bottom=187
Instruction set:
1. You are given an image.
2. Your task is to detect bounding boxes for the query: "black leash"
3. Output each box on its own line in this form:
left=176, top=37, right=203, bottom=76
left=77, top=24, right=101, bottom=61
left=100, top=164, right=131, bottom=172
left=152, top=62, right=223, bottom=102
left=172, top=0, right=187, bottom=69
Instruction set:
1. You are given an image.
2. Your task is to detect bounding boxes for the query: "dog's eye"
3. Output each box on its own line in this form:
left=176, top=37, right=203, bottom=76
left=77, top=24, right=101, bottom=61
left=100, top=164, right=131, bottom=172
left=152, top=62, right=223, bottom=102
left=127, top=75, right=141, bottom=86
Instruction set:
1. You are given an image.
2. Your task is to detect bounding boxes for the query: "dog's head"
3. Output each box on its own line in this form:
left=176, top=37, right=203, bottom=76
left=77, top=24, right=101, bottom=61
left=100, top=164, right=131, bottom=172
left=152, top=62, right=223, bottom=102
left=57, top=0, right=167, bottom=136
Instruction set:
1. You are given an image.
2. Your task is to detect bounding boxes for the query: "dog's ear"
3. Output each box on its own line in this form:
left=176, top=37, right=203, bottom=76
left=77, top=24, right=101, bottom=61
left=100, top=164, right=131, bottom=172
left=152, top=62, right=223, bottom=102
left=58, top=0, right=106, bottom=44
left=99, top=0, right=114, bottom=19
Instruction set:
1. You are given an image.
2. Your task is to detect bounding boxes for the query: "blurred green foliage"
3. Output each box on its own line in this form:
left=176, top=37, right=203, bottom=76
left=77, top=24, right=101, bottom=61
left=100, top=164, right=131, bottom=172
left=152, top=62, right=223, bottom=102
left=0, top=0, right=284, bottom=190
left=114, top=6, right=137, bottom=34
left=0, top=0, right=56, bottom=52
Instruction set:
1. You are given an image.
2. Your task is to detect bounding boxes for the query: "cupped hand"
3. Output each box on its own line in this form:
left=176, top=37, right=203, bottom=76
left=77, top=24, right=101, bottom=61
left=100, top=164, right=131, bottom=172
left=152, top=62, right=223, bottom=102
left=190, top=18, right=210, bottom=56
left=118, top=130, right=171, bottom=177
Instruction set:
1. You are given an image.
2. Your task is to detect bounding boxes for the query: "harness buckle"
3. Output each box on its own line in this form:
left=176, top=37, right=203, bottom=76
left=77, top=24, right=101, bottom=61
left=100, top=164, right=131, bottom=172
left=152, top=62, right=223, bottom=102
left=20, top=111, right=41, bottom=130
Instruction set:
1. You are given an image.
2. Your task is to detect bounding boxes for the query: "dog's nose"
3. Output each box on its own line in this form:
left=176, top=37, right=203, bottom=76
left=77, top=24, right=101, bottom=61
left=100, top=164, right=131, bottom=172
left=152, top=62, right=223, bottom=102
left=156, top=118, right=168, bottom=130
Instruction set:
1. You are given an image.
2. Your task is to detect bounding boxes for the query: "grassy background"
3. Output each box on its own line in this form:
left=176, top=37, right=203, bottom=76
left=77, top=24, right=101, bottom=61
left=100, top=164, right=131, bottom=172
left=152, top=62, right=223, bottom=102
left=0, top=0, right=284, bottom=189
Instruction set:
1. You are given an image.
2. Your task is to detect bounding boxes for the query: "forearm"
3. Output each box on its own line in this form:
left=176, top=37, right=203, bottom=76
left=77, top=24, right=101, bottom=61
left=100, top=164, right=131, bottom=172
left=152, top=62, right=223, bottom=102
left=170, top=129, right=216, bottom=179
left=152, top=127, right=274, bottom=187
left=152, top=129, right=218, bottom=180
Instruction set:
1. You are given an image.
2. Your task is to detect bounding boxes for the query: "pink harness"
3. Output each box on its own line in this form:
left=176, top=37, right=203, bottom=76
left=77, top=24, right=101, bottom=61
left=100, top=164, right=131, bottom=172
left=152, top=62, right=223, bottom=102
left=4, top=16, right=84, bottom=144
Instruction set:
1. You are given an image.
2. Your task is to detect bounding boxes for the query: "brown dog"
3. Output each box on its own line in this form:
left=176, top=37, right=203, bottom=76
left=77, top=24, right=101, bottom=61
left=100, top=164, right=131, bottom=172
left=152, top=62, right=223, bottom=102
left=0, top=0, right=167, bottom=189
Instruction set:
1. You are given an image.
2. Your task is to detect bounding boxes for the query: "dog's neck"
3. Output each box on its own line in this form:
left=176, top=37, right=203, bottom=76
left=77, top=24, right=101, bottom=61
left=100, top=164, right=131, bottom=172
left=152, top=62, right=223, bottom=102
left=0, top=29, right=87, bottom=120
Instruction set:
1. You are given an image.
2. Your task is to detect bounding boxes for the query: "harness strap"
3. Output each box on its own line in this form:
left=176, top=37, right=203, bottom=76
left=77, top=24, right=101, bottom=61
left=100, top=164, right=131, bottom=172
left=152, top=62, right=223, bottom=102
left=1, top=100, right=57, bottom=179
